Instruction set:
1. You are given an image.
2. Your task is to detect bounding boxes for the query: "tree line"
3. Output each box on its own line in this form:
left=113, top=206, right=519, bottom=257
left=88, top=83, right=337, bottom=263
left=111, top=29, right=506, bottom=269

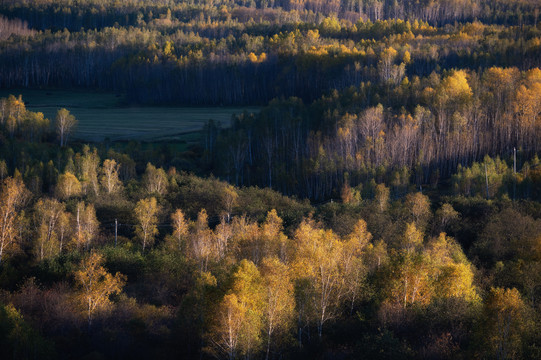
left=1, top=0, right=539, bottom=32
left=0, top=2, right=539, bottom=105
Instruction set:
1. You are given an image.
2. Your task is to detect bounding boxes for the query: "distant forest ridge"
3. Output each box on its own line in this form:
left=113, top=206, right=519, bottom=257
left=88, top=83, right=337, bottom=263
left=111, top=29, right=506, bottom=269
left=1, top=0, right=540, bottom=30
left=0, top=0, right=540, bottom=105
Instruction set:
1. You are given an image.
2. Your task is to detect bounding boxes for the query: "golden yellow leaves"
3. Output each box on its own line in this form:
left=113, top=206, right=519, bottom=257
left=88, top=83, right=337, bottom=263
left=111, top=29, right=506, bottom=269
left=134, top=197, right=160, bottom=251
left=438, top=70, right=473, bottom=105
left=482, top=287, right=531, bottom=359
left=74, top=251, right=126, bottom=327
left=387, top=227, right=479, bottom=308
left=210, top=257, right=295, bottom=359
left=55, top=172, right=81, bottom=199
left=0, top=177, right=29, bottom=263
left=248, top=52, right=267, bottom=63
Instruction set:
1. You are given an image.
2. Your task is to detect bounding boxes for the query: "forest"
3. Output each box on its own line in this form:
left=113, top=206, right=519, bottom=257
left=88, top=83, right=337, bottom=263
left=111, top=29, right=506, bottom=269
left=1, top=0, right=541, bottom=359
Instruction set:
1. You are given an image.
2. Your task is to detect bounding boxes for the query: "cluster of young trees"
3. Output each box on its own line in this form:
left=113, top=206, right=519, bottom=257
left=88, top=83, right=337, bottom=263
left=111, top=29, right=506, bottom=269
left=204, top=66, right=541, bottom=199
left=0, top=94, right=77, bottom=146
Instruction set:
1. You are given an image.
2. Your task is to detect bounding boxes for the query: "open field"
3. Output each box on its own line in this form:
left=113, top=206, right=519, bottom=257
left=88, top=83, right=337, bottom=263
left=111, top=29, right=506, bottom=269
left=0, top=89, right=259, bottom=141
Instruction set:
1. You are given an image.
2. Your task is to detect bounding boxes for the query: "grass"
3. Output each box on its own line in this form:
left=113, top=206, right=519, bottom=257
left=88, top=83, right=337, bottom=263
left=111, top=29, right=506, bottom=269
left=0, top=89, right=259, bottom=142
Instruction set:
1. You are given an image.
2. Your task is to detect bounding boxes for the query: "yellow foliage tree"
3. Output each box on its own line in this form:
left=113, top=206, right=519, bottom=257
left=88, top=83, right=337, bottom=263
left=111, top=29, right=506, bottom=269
left=169, top=208, right=188, bottom=251
left=0, top=177, right=29, bottom=264
left=143, top=163, right=168, bottom=195
left=74, top=251, right=126, bottom=328
left=209, top=293, right=244, bottom=360
left=72, top=202, right=99, bottom=251
left=55, top=172, right=81, bottom=200
left=134, top=197, right=160, bottom=251
left=100, top=159, right=122, bottom=194
left=55, top=108, right=76, bottom=147
left=261, top=209, right=288, bottom=261
left=191, top=209, right=215, bottom=271
left=260, top=257, right=295, bottom=360
left=482, top=287, right=530, bottom=360
left=33, top=198, right=65, bottom=261
left=292, top=219, right=346, bottom=338
left=209, top=260, right=265, bottom=359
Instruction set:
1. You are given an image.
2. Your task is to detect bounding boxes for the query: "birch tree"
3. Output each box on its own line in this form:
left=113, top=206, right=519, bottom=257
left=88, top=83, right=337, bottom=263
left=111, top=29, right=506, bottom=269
left=100, top=159, right=122, bottom=194
left=55, top=108, right=76, bottom=147
left=74, top=251, right=126, bottom=328
left=0, top=177, right=29, bottom=264
left=134, top=197, right=159, bottom=251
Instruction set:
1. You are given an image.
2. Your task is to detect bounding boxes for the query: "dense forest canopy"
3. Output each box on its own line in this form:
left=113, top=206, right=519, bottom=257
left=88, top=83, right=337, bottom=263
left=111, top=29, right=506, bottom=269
left=1, top=0, right=541, bottom=359
left=2, top=101, right=541, bottom=359
left=0, top=0, right=539, bottom=104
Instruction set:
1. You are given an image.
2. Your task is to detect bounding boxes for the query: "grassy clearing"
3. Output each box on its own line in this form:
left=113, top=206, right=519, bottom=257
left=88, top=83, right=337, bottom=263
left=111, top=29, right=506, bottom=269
left=0, top=89, right=259, bottom=142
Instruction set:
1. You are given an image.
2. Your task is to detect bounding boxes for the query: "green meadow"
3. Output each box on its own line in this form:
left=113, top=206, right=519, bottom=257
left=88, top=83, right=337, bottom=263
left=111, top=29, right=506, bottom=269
left=0, top=89, right=258, bottom=141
